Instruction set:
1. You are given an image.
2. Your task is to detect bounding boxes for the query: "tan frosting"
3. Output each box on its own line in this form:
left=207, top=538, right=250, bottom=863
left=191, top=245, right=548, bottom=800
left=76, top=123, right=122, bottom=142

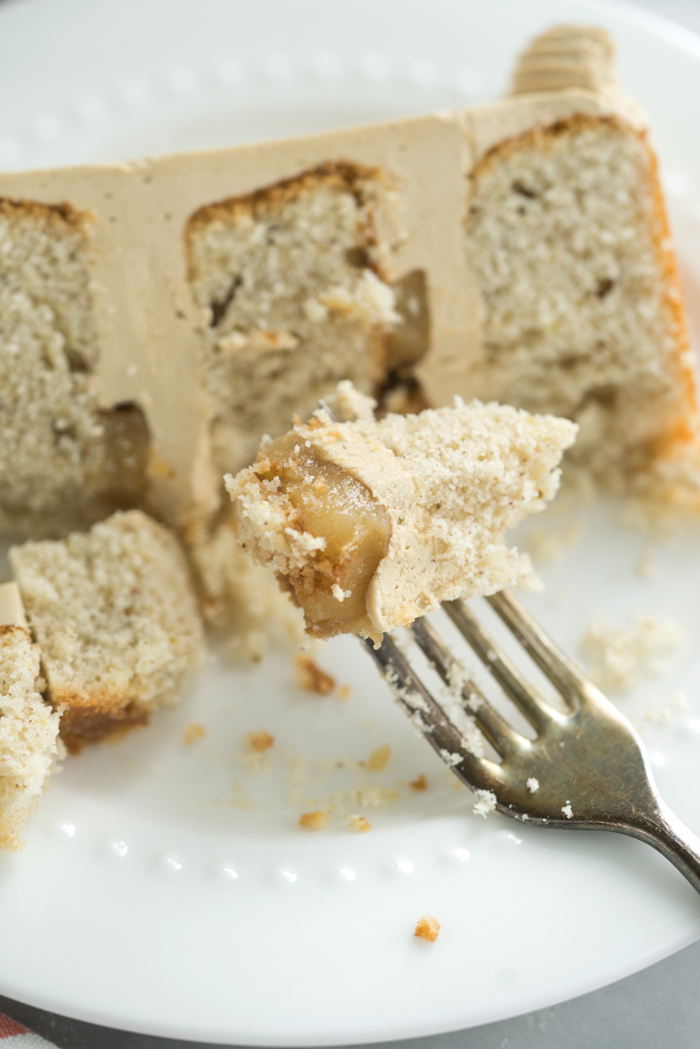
left=0, top=26, right=646, bottom=527
left=511, top=26, right=619, bottom=97
left=0, top=116, right=470, bottom=528
left=0, top=582, right=28, bottom=630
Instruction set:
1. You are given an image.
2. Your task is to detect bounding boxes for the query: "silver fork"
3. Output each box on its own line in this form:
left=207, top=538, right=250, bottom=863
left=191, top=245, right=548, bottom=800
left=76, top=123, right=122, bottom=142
left=364, top=589, right=700, bottom=894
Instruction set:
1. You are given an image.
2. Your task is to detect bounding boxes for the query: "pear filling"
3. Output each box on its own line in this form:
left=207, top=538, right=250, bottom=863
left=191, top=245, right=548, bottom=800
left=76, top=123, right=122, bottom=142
left=253, top=433, right=391, bottom=637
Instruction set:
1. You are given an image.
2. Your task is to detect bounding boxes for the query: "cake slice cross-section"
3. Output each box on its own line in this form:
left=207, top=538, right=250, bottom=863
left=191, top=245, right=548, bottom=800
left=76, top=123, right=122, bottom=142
left=225, top=392, right=577, bottom=644
left=0, top=198, right=149, bottom=538
left=186, top=162, right=398, bottom=475
left=0, top=582, right=61, bottom=853
left=10, top=510, right=206, bottom=753
left=458, top=27, right=700, bottom=498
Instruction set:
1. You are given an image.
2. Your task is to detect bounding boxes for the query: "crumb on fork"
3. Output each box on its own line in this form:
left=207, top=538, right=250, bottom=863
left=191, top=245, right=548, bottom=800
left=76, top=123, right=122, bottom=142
left=414, top=915, right=440, bottom=943
left=299, top=810, right=328, bottom=831
left=473, top=788, right=497, bottom=818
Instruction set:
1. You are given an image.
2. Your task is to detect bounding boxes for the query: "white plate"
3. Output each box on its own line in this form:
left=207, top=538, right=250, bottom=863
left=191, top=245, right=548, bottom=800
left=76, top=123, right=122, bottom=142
left=2, top=0, right=700, bottom=1043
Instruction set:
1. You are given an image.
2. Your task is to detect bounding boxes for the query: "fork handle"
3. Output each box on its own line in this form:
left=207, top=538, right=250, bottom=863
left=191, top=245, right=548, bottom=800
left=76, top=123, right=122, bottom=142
left=622, top=803, right=700, bottom=895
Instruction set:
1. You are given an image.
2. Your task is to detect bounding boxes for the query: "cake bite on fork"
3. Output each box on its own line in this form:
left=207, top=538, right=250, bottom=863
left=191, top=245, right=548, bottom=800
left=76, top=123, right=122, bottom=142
left=225, top=390, right=700, bottom=893
left=225, top=384, right=576, bottom=644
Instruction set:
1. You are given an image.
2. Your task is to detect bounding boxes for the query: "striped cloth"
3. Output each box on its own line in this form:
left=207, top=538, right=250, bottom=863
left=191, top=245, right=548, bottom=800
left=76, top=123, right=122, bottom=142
left=0, top=1013, right=56, bottom=1048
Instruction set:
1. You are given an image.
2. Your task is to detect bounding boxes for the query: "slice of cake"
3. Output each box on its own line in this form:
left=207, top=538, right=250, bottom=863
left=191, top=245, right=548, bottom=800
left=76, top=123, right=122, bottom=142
left=455, top=27, right=700, bottom=497
left=225, top=390, right=577, bottom=643
left=186, top=162, right=398, bottom=476
left=0, top=198, right=149, bottom=538
left=0, top=582, right=61, bottom=853
left=9, top=510, right=205, bottom=753
left=0, top=23, right=696, bottom=568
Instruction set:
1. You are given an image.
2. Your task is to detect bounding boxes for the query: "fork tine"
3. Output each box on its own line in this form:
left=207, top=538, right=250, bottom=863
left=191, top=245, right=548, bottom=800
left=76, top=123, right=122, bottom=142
left=443, top=598, right=560, bottom=731
left=487, top=590, right=589, bottom=709
left=362, top=634, right=503, bottom=792
left=409, top=618, right=525, bottom=756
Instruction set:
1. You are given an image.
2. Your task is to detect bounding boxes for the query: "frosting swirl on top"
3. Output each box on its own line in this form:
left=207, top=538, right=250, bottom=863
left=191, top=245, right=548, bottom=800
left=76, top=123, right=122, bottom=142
left=511, top=25, right=618, bottom=97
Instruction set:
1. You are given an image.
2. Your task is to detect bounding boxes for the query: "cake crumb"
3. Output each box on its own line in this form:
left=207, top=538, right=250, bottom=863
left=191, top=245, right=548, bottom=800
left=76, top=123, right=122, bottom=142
left=581, top=614, right=683, bottom=692
left=439, top=749, right=463, bottom=767
left=295, top=653, right=336, bottom=695
left=473, top=789, right=497, bottom=818
left=561, top=801, right=573, bottom=820
left=355, top=786, right=398, bottom=808
left=525, top=522, right=580, bottom=566
left=348, top=815, right=371, bottom=833
left=527, top=777, right=540, bottom=793
left=184, top=723, right=206, bottom=746
left=338, top=684, right=351, bottom=699
left=367, top=745, right=391, bottom=771
left=410, top=774, right=428, bottom=792
left=414, top=915, right=440, bottom=943
left=245, top=730, right=274, bottom=753
left=643, top=690, right=689, bottom=723
left=299, top=810, right=328, bottom=831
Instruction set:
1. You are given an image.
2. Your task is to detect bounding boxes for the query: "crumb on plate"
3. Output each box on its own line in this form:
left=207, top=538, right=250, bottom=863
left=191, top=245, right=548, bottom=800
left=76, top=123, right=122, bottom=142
left=299, top=810, right=328, bottom=831
left=295, top=653, right=336, bottom=695
left=183, top=723, right=207, bottom=746
left=409, top=773, right=428, bottom=791
left=245, top=730, right=274, bottom=753
left=367, top=744, right=391, bottom=771
left=414, top=915, right=440, bottom=943
left=581, top=613, right=683, bottom=692
left=348, top=815, right=371, bottom=833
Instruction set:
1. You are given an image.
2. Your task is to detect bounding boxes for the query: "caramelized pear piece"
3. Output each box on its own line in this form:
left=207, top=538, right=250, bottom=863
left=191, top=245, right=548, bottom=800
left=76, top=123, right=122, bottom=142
left=252, top=433, right=391, bottom=637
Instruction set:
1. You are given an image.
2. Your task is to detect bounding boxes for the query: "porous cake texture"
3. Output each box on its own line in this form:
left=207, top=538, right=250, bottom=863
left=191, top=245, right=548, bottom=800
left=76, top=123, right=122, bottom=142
left=467, top=61, right=699, bottom=494
left=0, top=199, right=149, bottom=538
left=186, top=162, right=398, bottom=474
left=186, top=515, right=304, bottom=660
left=226, top=394, right=577, bottom=643
left=0, top=622, right=61, bottom=853
left=10, top=511, right=206, bottom=753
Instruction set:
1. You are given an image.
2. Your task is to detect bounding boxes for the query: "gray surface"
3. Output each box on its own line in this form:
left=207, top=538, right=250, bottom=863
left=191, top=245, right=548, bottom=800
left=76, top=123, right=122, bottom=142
left=3, top=0, right=700, bottom=1045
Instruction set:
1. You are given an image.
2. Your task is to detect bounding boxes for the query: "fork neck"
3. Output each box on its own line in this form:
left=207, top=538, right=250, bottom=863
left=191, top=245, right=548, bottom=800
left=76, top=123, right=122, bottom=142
left=622, top=802, right=700, bottom=897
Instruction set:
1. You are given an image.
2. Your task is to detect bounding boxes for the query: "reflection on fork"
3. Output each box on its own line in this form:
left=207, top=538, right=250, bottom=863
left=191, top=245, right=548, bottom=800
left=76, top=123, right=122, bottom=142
left=364, top=589, right=700, bottom=895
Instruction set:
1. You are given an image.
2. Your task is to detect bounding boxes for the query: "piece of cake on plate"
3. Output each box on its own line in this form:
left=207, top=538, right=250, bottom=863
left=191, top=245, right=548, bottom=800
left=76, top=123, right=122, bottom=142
left=186, top=161, right=398, bottom=476
left=225, top=386, right=577, bottom=644
left=0, top=582, right=62, bottom=853
left=0, top=199, right=149, bottom=538
left=9, top=510, right=206, bottom=753
left=0, top=24, right=696, bottom=544
left=439, top=26, right=700, bottom=499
